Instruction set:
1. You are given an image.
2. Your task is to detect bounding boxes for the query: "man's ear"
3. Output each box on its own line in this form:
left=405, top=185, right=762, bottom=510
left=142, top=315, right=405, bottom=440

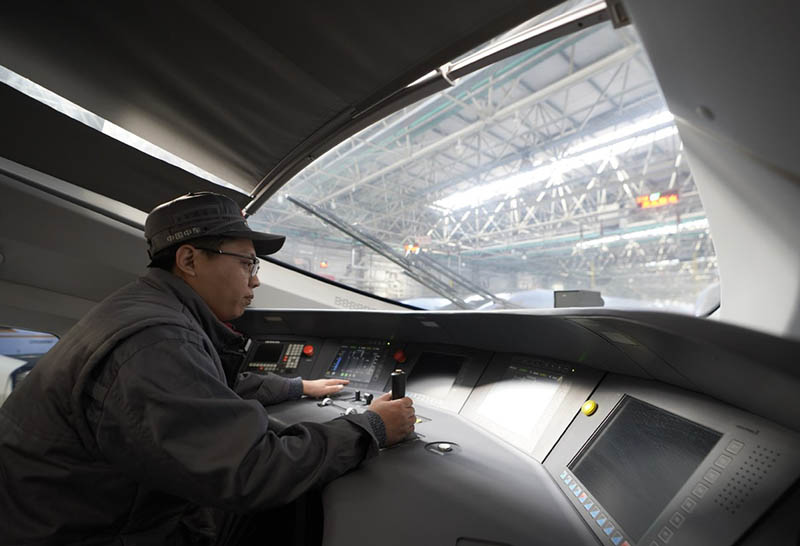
left=174, top=245, right=198, bottom=277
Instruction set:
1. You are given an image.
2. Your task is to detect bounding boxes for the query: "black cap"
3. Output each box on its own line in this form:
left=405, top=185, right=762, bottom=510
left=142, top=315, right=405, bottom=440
left=144, top=192, right=285, bottom=259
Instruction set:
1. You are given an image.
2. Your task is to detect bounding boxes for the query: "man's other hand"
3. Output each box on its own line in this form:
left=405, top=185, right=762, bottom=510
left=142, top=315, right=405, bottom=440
left=368, top=393, right=415, bottom=446
left=302, top=379, right=349, bottom=398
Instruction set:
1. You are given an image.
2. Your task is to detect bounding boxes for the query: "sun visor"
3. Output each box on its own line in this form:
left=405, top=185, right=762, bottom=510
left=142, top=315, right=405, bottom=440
left=0, top=84, right=248, bottom=212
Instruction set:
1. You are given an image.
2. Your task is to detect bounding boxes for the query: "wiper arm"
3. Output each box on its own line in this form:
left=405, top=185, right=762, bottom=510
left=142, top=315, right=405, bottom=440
left=287, top=197, right=511, bottom=309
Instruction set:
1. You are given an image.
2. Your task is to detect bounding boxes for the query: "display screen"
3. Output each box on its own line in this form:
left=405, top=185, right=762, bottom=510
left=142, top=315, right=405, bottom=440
left=252, top=342, right=283, bottom=364
left=407, top=352, right=464, bottom=399
left=570, top=397, right=721, bottom=542
left=325, top=344, right=383, bottom=384
left=477, top=365, right=563, bottom=438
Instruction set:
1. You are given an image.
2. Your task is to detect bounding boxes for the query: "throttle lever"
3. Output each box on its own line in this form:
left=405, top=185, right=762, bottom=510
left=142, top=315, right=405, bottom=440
left=391, top=369, right=406, bottom=400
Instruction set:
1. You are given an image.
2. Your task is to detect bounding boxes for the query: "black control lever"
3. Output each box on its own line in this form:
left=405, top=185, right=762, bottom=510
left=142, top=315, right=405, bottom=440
left=391, top=369, right=406, bottom=400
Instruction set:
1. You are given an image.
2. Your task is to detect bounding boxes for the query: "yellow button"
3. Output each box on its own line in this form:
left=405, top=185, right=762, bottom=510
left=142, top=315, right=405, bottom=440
left=582, top=400, right=598, bottom=416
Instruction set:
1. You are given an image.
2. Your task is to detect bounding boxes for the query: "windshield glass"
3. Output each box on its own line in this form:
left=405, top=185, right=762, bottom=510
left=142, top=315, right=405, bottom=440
left=250, top=14, right=719, bottom=313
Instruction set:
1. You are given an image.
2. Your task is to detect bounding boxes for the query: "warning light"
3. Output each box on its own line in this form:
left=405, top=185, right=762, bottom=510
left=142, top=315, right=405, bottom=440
left=319, top=260, right=329, bottom=269
left=636, top=192, right=679, bottom=209
left=582, top=400, right=598, bottom=416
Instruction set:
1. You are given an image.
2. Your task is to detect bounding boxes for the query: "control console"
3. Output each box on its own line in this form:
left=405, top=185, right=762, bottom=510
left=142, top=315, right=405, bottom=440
left=317, top=389, right=377, bottom=416
left=246, top=337, right=321, bottom=377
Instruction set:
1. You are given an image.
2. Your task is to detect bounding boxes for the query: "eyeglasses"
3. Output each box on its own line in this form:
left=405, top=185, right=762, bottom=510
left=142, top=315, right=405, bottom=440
left=193, top=247, right=259, bottom=277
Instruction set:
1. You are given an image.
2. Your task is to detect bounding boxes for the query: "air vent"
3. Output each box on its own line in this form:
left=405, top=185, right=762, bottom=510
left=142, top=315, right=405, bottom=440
left=714, top=444, right=781, bottom=515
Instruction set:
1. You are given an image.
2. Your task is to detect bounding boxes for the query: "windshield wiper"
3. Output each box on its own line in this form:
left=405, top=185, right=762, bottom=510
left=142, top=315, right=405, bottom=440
left=287, top=196, right=511, bottom=309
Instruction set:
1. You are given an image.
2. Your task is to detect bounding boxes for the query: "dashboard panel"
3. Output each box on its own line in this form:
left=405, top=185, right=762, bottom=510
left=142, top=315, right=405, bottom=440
left=233, top=309, right=800, bottom=546
left=245, top=335, right=324, bottom=378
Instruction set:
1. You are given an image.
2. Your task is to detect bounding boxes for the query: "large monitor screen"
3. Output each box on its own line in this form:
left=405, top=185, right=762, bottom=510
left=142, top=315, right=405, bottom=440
left=407, top=352, right=464, bottom=399
left=570, top=397, right=721, bottom=542
left=477, top=365, right=563, bottom=439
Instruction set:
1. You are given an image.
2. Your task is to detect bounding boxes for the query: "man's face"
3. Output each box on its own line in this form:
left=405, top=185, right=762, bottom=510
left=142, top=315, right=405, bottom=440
left=189, top=238, right=260, bottom=321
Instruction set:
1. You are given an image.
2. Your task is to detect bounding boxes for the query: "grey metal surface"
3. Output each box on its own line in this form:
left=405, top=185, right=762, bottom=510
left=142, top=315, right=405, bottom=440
left=268, top=398, right=599, bottom=546
left=544, top=375, right=800, bottom=546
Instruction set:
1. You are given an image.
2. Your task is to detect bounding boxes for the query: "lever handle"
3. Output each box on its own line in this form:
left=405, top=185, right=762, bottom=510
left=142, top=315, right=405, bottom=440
left=391, top=369, right=406, bottom=400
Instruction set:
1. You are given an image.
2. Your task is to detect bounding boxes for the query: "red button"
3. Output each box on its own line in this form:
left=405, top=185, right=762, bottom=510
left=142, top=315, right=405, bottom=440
left=393, top=349, right=407, bottom=363
left=302, top=345, right=314, bottom=357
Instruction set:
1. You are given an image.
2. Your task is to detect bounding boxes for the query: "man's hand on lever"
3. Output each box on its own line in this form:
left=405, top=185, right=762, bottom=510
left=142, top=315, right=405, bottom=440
left=302, top=379, right=349, bottom=398
left=368, top=393, right=415, bottom=446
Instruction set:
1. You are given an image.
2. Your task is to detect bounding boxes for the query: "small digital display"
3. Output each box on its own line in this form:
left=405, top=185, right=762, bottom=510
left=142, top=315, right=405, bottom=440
left=249, top=341, right=305, bottom=374
left=252, top=343, right=283, bottom=364
left=477, top=365, right=563, bottom=439
left=325, top=344, right=383, bottom=384
left=570, top=397, right=721, bottom=542
left=407, top=352, right=464, bottom=399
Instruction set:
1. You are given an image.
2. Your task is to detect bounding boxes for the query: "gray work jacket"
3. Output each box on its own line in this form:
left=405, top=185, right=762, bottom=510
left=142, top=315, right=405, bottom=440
left=0, top=268, right=380, bottom=545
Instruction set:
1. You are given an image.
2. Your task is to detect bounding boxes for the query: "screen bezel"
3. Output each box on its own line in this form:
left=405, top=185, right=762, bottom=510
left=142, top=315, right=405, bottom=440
left=568, top=395, right=722, bottom=542
left=542, top=375, right=774, bottom=546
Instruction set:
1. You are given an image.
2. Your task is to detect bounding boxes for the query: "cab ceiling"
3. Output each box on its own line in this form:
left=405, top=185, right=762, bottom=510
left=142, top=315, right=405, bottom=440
left=0, top=1, right=559, bottom=212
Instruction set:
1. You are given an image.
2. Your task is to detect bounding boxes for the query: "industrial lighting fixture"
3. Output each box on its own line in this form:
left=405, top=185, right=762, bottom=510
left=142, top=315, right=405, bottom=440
left=433, top=112, right=677, bottom=211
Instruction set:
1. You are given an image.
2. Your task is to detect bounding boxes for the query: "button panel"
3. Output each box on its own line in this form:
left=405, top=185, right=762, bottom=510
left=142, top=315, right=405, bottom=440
left=251, top=342, right=305, bottom=372
left=669, top=512, right=685, bottom=529
left=282, top=343, right=304, bottom=369
left=680, top=497, right=697, bottom=513
left=726, top=439, right=745, bottom=454
left=692, top=482, right=709, bottom=498
left=703, top=468, right=721, bottom=484
left=714, top=453, right=733, bottom=469
left=558, top=470, right=632, bottom=546
left=558, top=441, right=750, bottom=546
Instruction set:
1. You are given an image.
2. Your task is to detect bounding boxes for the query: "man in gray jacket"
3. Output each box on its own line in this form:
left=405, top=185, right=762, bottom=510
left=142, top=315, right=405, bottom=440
left=0, top=192, right=415, bottom=545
